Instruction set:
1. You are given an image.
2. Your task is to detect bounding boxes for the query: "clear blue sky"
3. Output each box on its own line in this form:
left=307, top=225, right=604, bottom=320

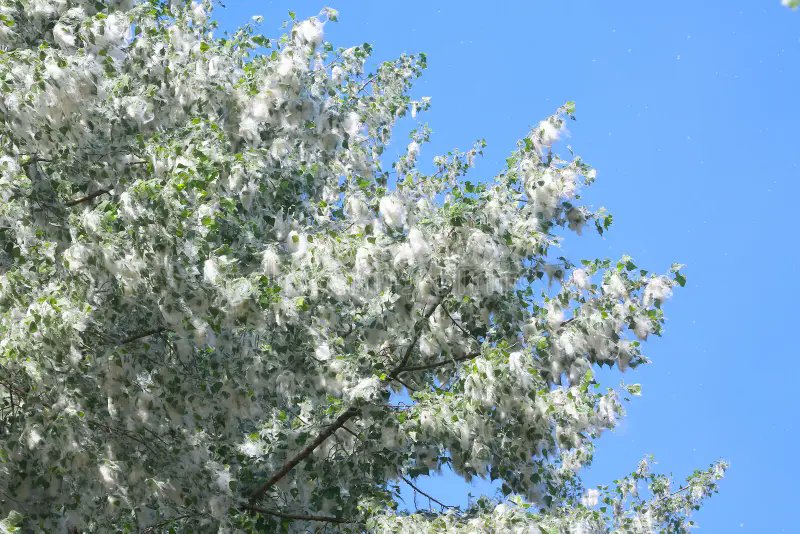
left=215, top=2, right=800, bottom=531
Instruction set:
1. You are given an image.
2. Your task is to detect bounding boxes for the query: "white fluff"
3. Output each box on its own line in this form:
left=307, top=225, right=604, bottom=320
left=345, top=195, right=370, bottom=222
left=632, top=315, right=651, bottom=340
left=407, top=141, right=420, bottom=161
left=285, top=231, right=307, bottom=256
left=315, top=343, right=332, bottom=361
left=643, top=277, right=673, bottom=307
left=379, top=196, right=406, bottom=228
left=509, top=351, right=533, bottom=386
left=603, top=273, right=627, bottom=300
left=249, top=94, right=271, bottom=121
left=572, top=268, right=590, bottom=290
left=124, top=96, right=154, bottom=125
left=546, top=301, right=564, bottom=328
left=295, top=19, right=323, bottom=47
left=102, top=12, right=132, bottom=47
left=343, top=111, right=361, bottom=137
left=261, top=248, right=281, bottom=277
left=581, top=488, right=600, bottom=507
left=64, top=243, right=91, bottom=271
left=26, top=427, right=43, bottom=449
left=355, top=246, right=375, bottom=276
left=408, top=227, right=430, bottom=261
left=270, top=138, right=290, bottom=159
left=276, top=53, right=295, bottom=77
left=532, top=119, right=563, bottom=154
left=191, top=1, right=207, bottom=22
left=347, top=376, right=381, bottom=402
left=331, top=65, right=344, bottom=85
left=597, top=393, right=619, bottom=426
left=53, top=22, right=75, bottom=48
left=392, top=243, right=413, bottom=269
left=203, top=258, right=220, bottom=284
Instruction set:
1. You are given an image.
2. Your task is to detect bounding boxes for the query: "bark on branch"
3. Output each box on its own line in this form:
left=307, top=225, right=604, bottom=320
left=248, top=293, right=448, bottom=503
left=65, top=188, right=111, bottom=207
left=249, top=405, right=361, bottom=501
left=119, top=328, right=166, bottom=345
left=244, top=504, right=352, bottom=524
left=394, top=352, right=481, bottom=374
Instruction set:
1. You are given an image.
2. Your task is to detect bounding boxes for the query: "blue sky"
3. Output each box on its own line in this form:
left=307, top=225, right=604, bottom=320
left=215, top=2, right=800, bottom=531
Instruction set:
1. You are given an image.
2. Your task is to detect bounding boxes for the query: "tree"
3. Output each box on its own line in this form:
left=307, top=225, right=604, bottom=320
left=0, top=1, right=725, bottom=532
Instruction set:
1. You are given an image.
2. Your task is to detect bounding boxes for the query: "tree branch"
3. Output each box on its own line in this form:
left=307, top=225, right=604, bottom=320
left=441, top=304, right=483, bottom=345
left=244, top=504, right=352, bottom=524
left=390, top=374, right=417, bottom=392
left=389, top=294, right=447, bottom=378
left=249, top=292, right=448, bottom=504
left=86, top=419, right=161, bottom=456
left=395, top=352, right=481, bottom=374
left=358, top=74, right=377, bottom=93
left=401, top=475, right=458, bottom=511
left=65, top=188, right=111, bottom=207
left=141, top=513, right=200, bottom=533
left=249, top=405, right=360, bottom=501
left=118, top=328, right=166, bottom=345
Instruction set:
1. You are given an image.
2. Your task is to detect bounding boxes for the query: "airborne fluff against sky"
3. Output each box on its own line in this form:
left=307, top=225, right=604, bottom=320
left=214, top=2, right=799, bottom=532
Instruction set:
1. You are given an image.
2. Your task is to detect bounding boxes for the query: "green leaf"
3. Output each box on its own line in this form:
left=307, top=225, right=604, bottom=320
left=625, top=383, right=642, bottom=396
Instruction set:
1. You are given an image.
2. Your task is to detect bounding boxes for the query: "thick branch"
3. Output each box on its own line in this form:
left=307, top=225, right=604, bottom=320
left=244, top=505, right=352, bottom=524
left=395, top=352, right=481, bottom=374
left=118, top=328, right=166, bottom=345
left=249, top=405, right=360, bottom=501
left=249, top=293, right=447, bottom=503
left=65, top=188, right=111, bottom=207
left=141, top=513, right=199, bottom=533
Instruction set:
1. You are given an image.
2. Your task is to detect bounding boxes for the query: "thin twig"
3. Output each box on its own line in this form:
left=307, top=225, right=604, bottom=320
left=390, top=375, right=417, bottom=392
left=388, top=293, right=448, bottom=378
left=645, top=484, right=692, bottom=509
left=0, top=377, right=25, bottom=398
left=441, top=304, right=482, bottom=344
left=358, top=74, right=377, bottom=93
left=401, top=476, right=458, bottom=511
left=87, top=420, right=161, bottom=456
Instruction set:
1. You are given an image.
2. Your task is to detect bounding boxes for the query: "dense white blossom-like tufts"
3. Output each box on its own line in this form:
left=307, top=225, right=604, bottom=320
left=295, top=18, right=324, bottom=47
left=644, top=276, right=673, bottom=307
left=0, top=3, right=718, bottom=532
left=379, top=195, right=406, bottom=228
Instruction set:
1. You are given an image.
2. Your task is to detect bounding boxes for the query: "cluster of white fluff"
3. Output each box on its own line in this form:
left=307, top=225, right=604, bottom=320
left=0, top=2, right=707, bottom=532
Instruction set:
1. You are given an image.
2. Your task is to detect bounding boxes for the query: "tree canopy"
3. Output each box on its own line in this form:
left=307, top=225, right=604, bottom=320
left=0, top=1, right=724, bottom=532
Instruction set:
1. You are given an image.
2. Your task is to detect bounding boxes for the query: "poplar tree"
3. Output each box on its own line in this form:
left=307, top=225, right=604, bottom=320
left=0, top=2, right=724, bottom=531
